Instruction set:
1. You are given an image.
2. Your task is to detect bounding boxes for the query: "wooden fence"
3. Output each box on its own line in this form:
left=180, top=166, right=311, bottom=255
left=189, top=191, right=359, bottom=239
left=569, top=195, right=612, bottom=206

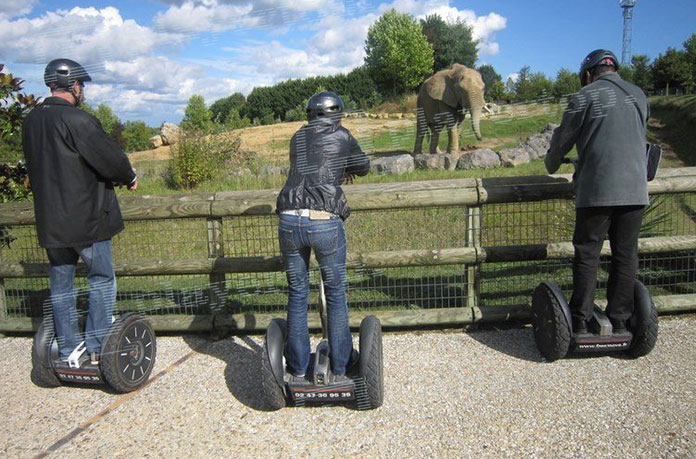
left=1, top=167, right=696, bottom=332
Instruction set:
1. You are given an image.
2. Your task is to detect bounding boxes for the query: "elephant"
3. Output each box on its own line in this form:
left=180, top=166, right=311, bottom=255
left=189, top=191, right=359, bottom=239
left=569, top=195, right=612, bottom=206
left=413, top=64, right=485, bottom=155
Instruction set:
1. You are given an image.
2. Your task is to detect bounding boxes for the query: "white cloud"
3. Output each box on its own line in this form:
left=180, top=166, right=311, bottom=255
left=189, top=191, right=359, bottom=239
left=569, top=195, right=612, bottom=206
left=0, top=0, right=37, bottom=19
left=0, top=7, right=186, bottom=65
left=506, top=73, right=519, bottom=84
left=154, top=0, right=339, bottom=34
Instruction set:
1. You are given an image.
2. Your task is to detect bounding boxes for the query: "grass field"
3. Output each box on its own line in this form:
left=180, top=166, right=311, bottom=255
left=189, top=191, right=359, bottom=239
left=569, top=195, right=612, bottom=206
left=2, top=99, right=695, bottom=321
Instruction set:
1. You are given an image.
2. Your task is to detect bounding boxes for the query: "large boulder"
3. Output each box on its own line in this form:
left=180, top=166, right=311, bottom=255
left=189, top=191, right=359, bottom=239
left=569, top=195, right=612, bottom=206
left=499, top=148, right=531, bottom=167
left=371, top=154, right=415, bottom=175
left=414, top=154, right=447, bottom=170
left=160, top=122, right=181, bottom=146
left=456, top=149, right=500, bottom=170
left=149, top=134, right=164, bottom=149
left=523, top=136, right=549, bottom=159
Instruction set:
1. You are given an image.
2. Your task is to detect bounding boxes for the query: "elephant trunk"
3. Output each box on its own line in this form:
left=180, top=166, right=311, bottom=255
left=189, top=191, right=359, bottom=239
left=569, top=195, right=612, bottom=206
left=469, top=93, right=484, bottom=141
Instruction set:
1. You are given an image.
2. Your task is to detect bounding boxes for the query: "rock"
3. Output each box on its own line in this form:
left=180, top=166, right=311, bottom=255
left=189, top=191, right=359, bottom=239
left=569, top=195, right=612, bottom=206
left=161, top=122, right=181, bottom=146
left=414, top=154, right=447, bottom=170
left=483, top=103, right=500, bottom=115
left=524, top=136, right=550, bottom=159
left=456, top=149, right=500, bottom=170
left=260, top=165, right=289, bottom=176
left=444, top=154, right=459, bottom=170
left=149, top=135, right=164, bottom=149
left=226, top=167, right=252, bottom=178
left=499, top=148, right=531, bottom=167
left=371, top=154, right=415, bottom=175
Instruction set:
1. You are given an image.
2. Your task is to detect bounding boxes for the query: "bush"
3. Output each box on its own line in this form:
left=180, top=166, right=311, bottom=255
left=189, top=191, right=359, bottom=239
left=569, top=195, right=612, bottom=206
left=285, top=106, right=306, bottom=122
left=123, top=121, right=157, bottom=152
left=0, top=161, right=30, bottom=203
left=167, top=130, right=242, bottom=189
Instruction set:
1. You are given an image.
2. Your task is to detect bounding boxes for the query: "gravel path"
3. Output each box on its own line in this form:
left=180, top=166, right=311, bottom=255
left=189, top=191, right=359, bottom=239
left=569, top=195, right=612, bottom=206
left=1, top=315, right=694, bottom=458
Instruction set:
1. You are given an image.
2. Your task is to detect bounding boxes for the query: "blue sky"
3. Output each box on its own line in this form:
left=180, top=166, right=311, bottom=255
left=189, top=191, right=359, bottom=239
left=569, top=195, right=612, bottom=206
left=1, top=0, right=694, bottom=125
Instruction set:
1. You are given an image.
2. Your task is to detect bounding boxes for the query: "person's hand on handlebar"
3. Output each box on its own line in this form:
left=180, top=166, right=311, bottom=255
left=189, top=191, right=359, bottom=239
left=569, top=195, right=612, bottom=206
left=128, top=178, right=138, bottom=191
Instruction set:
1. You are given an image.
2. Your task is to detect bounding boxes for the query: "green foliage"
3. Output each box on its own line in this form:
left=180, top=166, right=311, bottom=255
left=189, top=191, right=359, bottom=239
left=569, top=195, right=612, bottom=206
left=421, top=14, right=478, bottom=72
left=224, top=109, right=252, bottom=130
left=260, top=113, right=276, bottom=125
left=122, top=121, right=157, bottom=153
left=81, top=102, right=125, bottom=148
left=210, top=92, right=246, bottom=124
left=181, top=95, right=212, bottom=131
left=652, top=47, right=694, bottom=94
left=514, top=66, right=553, bottom=101
left=552, top=68, right=581, bottom=99
left=477, top=64, right=507, bottom=101
left=0, top=161, right=30, bottom=203
left=631, top=55, right=653, bottom=93
left=167, top=130, right=242, bottom=189
left=618, top=65, right=634, bottom=83
left=364, top=9, right=434, bottom=96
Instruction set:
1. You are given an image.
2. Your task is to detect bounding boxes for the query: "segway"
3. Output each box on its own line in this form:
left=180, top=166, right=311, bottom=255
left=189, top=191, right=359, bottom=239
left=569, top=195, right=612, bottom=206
left=531, top=157, right=659, bottom=361
left=531, top=280, right=658, bottom=361
left=261, top=275, right=384, bottom=410
left=31, top=312, right=157, bottom=393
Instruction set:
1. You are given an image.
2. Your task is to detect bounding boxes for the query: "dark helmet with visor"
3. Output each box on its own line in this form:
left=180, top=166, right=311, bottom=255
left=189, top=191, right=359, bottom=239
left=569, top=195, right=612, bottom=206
left=44, top=58, right=92, bottom=90
left=579, top=49, right=619, bottom=87
left=306, top=91, right=345, bottom=124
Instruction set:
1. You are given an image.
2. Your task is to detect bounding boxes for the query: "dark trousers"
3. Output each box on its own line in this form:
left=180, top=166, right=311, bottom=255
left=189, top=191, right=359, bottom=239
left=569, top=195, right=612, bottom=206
left=569, top=206, right=644, bottom=325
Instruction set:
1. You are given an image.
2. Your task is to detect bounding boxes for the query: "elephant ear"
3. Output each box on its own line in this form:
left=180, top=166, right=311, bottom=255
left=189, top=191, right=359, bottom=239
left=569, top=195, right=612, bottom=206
left=424, top=69, right=458, bottom=109
left=441, top=73, right=459, bottom=108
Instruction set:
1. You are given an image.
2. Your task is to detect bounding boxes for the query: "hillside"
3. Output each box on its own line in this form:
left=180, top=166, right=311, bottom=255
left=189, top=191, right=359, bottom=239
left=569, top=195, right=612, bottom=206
left=648, top=95, right=696, bottom=167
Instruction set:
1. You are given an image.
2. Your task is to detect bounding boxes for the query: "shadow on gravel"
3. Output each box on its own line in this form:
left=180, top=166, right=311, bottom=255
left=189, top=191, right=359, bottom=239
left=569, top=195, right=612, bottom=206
left=182, top=335, right=278, bottom=412
left=466, top=326, right=544, bottom=363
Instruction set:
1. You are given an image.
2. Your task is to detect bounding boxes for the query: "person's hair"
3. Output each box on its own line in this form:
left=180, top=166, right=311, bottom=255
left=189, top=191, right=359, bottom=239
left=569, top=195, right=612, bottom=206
left=592, top=64, right=616, bottom=79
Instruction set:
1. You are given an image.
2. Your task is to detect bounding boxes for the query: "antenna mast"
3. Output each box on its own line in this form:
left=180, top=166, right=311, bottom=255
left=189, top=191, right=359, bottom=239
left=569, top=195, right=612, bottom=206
left=620, top=0, right=636, bottom=66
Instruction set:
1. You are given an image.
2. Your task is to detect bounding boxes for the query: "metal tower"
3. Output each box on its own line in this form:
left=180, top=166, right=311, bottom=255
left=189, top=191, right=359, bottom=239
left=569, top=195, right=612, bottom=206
left=620, top=0, right=636, bottom=66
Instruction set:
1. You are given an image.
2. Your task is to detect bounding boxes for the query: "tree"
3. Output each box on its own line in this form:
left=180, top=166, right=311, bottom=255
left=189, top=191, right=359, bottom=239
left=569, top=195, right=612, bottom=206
left=553, top=68, right=581, bottom=99
left=210, top=92, right=246, bottom=124
left=420, top=15, right=448, bottom=71
left=652, top=47, right=693, bottom=94
left=477, top=64, right=502, bottom=98
left=631, top=54, right=653, bottom=93
left=365, top=9, right=434, bottom=96
left=421, top=14, right=478, bottom=72
left=122, top=121, right=156, bottom=153
left=181, top=95, right=212, bottom=131
left=514, top=66, right=552, bottom=101
left=683, top=33, right=696, bottom=92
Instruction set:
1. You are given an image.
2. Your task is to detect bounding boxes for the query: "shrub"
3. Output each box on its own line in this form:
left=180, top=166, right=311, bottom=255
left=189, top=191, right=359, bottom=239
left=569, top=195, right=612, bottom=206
left=123, top=121, right=157, bottom=152
left=0, top=161, right=30, bottom=203
left=167, top=129, right=242, bottom=189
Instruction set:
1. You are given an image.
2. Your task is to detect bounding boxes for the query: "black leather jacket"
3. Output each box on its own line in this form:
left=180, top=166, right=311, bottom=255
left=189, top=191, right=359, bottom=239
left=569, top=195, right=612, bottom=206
left=276, top=118, right=370, bottom=220
left=22, top=97, right=136, bottom=248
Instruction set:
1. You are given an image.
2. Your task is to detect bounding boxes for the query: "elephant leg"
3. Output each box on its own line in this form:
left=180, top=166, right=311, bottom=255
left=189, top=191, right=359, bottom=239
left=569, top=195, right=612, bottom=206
left=444, top=111, right=457, bottom=154
left=451, top=122, right=460, bottom=153
left=429, top=125, right=440, bottom=155
left=413, top=108, right=426, bottom=155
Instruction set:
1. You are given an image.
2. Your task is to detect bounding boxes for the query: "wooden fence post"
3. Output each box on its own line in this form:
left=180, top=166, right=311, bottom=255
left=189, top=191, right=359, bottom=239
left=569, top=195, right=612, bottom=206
left=466, top=205, right=482, bottom=321
left=207, top=217, right=226, bottom=316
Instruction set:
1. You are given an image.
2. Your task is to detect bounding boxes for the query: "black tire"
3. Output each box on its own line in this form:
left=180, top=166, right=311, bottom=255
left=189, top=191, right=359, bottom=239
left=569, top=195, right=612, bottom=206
left=531, top=283, right=571, bottom=362
left=101, top=313, right=156, bottom=393
left=261, top=318, right=287, bottom=411
left=358, top=315, right=383, bottom=409
left=626, top=281, right=659, bottom=358
left=30, top=318, right=61, bottom=388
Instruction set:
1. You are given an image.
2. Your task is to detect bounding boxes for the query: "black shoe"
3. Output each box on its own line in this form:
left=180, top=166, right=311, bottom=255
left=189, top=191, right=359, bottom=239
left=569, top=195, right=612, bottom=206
left=611, top=320, right=628, bottom=335
left=573, top=320, right=588, bottom=335
left=331, top=373, right=351, bottom=384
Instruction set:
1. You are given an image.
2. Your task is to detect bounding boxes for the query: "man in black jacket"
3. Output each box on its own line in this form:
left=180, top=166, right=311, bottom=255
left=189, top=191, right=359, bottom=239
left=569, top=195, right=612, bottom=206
left=545, top=50, right=649, bottom=335
left=22, top=58, right=138, bottom=364
left=276, top=91, right=370, bottom=380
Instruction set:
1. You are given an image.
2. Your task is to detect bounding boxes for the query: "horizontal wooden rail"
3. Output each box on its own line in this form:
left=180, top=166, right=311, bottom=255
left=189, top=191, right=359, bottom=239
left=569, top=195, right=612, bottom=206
left=1, top=235, right=694, bottom=278
left=1, top=293, right=692, bottom=333
left=2, top=167, right=696, bottom=225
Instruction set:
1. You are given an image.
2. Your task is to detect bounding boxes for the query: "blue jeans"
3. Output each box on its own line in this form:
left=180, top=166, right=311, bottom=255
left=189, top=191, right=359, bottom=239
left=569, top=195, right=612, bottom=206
left=46, top=240, right=117, bottom=359
left=278, top=214, right=353, bottom=376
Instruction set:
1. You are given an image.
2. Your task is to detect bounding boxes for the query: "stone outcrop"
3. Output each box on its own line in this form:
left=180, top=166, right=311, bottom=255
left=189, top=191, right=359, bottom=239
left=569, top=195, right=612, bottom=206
left=456, top=149, right=500, bottom=170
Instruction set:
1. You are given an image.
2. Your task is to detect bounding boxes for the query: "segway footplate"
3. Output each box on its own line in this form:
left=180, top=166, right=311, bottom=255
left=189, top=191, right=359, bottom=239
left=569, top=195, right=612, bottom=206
left=287, top=379, right=356, bottom=405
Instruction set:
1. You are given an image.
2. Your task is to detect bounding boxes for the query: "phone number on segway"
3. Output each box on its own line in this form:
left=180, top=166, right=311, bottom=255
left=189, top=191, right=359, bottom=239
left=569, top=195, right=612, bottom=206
left=293, top=391, right=353, bottom=399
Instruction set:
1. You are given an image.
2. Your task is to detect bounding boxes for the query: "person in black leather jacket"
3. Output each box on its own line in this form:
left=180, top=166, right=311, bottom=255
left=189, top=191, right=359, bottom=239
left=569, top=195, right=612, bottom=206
left=22, top=59, right=137, bottom=365
left=276, top=92, right=369, bottom=380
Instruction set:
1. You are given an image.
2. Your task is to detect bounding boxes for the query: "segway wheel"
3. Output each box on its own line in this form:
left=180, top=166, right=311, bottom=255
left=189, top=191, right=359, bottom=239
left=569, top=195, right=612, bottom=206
left=626, top=280, right=659, bottom=358
left=531, top=282, right=571, bottom=362
left=101, top=313, right=156, bottom=393
left=30, top=318, right=61, bottom=388
left=358, top=315, right=383, bottom=409
left=261, top=318, right=287, bottom=411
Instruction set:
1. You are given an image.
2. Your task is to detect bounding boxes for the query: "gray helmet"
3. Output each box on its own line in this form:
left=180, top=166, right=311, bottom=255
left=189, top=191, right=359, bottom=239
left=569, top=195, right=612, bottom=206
left=44, top=58, right=92, bottom=90
left=306, top=91, right=344, bottom=122
left=579, top=49, right=619, bottom=86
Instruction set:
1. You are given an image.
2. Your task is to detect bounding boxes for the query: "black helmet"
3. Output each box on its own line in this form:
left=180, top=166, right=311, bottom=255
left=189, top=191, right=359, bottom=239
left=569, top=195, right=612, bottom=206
left=306, top=91, right=344, bottom=123
left=44, top=58, right=92, bottom=90
left=579, top=49, right=619, bottom=86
